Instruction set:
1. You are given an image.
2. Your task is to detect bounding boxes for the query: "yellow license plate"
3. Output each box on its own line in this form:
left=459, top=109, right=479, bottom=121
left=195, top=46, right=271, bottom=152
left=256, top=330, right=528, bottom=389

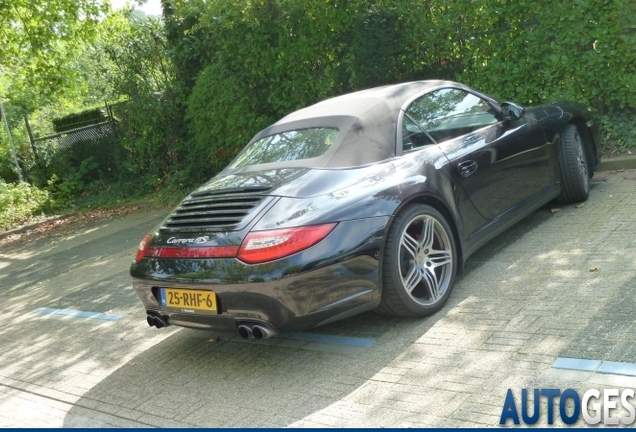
left=160, top=288, right=217, bottom=314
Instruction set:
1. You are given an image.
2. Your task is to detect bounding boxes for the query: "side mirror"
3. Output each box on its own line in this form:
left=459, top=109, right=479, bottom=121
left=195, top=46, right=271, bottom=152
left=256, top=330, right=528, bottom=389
left=500, top=102, right=525, bottom=121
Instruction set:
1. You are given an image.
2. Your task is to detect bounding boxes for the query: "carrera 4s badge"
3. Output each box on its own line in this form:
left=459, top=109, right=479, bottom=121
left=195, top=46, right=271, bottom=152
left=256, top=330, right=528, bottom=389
left=166, top=236, right=210, bottom=245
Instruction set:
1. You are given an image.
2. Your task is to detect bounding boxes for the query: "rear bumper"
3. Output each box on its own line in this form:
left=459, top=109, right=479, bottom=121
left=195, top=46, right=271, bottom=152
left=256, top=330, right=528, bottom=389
left=130, top=217, right=388, bottom=333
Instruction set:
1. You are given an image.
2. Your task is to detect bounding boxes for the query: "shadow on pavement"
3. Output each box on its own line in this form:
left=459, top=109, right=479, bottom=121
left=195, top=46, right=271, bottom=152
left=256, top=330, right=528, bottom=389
left=61, top=200, right=564, bottom=427
left=4, top=177, right=633, bottom=427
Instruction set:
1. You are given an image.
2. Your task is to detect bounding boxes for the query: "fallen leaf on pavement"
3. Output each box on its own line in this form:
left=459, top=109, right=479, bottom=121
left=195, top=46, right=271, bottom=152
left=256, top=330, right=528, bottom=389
left=589, top=267, right=598, bottom=272
left=551, top=208, right=561, bottom=213
left=575, top=203, right=584, bottom=208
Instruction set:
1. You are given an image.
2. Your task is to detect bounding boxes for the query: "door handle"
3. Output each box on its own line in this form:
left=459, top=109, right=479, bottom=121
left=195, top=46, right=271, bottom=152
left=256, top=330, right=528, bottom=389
left=457, top=160, right=478, bottom=177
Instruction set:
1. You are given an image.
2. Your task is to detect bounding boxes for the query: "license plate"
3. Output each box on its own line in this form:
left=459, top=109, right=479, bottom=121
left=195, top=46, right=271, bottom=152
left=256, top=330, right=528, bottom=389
left=159, top=288, right=217, bottom=314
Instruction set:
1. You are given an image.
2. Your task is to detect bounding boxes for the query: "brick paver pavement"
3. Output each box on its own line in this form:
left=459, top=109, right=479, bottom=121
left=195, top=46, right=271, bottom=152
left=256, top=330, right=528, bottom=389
left=0, top=169, right=635, bottom=427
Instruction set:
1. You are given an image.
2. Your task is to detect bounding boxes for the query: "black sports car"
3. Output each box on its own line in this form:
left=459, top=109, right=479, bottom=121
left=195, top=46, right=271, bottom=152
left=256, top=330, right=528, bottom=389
left=131, top=80, right=599, bottom=339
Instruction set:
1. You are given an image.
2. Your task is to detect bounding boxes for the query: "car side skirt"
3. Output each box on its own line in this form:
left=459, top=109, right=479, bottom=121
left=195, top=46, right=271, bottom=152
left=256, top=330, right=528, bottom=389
left=462, top=182, right=561, bottom=261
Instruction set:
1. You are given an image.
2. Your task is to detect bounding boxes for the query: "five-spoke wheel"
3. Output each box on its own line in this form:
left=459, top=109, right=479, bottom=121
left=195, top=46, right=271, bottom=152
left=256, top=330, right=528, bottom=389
left=378, top=204, right=457, bottom=317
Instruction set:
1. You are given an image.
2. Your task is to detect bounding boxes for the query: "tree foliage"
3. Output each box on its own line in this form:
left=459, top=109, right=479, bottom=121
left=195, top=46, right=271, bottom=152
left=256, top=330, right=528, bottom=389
left=0, top=0, right=107, bottom=110
left=0, top=0, right=108, bottom=185
left=3, top=0, right=636, bottom=194
left=84, top=11, right=185, bottom=185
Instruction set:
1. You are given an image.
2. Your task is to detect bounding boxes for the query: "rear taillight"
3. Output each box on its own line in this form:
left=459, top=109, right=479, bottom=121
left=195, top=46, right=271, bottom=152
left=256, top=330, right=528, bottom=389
left=135, top=233, right=153, bottom=262
left=134, top=224, right=336, bottom=264
left=237, top=223, right=336, bottom=264
left=134, top=232, right=238, bottom=261
left=143, top=246, right=239, bottom=259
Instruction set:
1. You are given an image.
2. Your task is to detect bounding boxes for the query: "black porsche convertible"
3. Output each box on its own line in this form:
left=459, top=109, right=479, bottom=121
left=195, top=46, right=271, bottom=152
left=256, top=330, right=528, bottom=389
left=131, top=80, right=599, bottom=339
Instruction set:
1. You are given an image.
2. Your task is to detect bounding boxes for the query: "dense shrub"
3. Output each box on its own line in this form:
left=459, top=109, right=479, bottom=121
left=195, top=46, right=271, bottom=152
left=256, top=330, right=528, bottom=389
left=186, top=63, right=272, bottom=178
left=113, top=93, right=186, bottom=186
left=447, top=0, right=636, bottom=110
left=0, top=152, right=21, bottom=184
left=44, top=157, right=100, bottom=208
left=0, top=180, right=50, bottom=230
left=162, top=0, right=636, bottom=187
left=12, top=0, right=633, bottom=201
left=83, top=12, right=188, bottom=187
left=599, top=109, right=636, bottom=155
left=171, top=0, right=427, bottom=183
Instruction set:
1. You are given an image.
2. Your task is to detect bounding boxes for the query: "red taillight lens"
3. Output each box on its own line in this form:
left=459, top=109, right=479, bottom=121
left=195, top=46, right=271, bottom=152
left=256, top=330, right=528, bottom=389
left=134, top=233, right=238, bottom=262
left=237, top=223, right=337, bottom=264
left=143, top=246, right=239, bottom=259
left=135, top=233, right=153, bottom=262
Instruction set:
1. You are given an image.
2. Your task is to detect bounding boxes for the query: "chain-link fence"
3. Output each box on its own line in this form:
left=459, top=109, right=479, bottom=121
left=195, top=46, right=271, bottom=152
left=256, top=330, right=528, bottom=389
left=30, top=108, right=121, bottom=181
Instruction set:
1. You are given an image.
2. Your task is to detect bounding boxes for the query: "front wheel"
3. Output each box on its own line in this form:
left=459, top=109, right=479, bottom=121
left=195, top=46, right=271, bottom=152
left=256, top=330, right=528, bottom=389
left=377, top=204, right=458, bottom=317
left=558, top=124, right=590, bottom=204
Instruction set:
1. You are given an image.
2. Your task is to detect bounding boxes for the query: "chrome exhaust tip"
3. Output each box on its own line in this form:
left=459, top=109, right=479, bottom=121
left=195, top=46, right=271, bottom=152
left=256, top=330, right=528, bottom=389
left=252, top=324, right=277, bottom=339
left=237, top=324, right=253, bottom=339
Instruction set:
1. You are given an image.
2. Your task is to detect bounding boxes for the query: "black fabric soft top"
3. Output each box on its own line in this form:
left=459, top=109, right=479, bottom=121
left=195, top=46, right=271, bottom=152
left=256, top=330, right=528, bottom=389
left=223, top=80, right=452, bottom=172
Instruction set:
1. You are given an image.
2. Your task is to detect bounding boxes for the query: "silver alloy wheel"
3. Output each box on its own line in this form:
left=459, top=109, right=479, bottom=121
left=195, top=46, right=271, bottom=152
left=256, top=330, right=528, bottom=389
left=574, top=130, right=589, bottom=192
left=398, top=214, right=453, bottom=306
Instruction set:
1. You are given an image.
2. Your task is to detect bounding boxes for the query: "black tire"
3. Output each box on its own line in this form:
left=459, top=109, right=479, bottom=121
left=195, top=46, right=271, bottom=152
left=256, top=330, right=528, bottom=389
left=377, top=204, right=458, bottom=317
left=557, top=124, right=590, bottom=204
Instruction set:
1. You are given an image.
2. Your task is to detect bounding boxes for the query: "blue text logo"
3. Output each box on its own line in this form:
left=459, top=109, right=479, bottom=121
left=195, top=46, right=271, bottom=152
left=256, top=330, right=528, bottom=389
left=500, top=388, right=635, bottom=426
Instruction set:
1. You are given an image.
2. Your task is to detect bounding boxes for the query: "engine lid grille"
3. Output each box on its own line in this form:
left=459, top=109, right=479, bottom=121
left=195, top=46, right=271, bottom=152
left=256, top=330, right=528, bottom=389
left=161, top=186, right=272, bottom=232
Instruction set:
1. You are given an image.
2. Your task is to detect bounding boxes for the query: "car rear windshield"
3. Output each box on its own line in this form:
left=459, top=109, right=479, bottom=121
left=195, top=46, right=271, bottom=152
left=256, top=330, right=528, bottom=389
left=230, top=127, right=339, bottom=168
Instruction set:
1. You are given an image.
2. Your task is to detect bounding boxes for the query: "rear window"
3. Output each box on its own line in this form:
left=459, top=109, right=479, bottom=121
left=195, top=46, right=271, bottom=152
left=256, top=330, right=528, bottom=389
left=230, top=128, right=339, bottom=168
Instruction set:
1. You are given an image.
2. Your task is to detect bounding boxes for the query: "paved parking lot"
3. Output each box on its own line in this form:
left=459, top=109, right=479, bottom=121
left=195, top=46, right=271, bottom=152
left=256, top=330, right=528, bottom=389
left=1, top=169, right=635, bottom=427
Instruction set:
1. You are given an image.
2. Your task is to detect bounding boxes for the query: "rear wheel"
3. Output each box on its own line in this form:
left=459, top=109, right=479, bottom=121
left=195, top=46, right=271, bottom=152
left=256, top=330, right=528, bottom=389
left=558, top=124, right=590, bottom=203
left=377, top=204, right=457, bottom=317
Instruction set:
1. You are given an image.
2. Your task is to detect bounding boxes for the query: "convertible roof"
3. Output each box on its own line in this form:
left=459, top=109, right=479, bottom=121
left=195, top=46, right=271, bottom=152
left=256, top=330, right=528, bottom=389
left=235, top=80, right=457, bottom=170
left=280, top=80, right=450, bottom=122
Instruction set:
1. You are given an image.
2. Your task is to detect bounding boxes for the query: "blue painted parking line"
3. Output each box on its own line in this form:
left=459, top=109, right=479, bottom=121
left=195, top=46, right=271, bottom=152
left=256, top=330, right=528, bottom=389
left=278, top=332, right=375, bottom=347
left=552, top=357, right=636, bottom=377
left=552, top=357, right=601, bottom=372
left=34, top=307, right=124, bottom=321
left=597, top=361, right=636, bottom=377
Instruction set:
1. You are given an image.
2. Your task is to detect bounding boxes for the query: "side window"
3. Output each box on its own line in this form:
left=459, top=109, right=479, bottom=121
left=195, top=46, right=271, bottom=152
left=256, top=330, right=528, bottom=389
left=402, top=115, right=435, bottom=153
left=405, top=88, right=499, bottom=143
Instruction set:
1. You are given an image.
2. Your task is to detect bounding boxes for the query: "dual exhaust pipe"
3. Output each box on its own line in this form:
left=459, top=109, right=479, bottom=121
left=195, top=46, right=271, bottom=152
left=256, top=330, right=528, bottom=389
left=237, top=323, right=277, bottom=339
left=145, top=313, right=274, bottom=340
left=146, top=313, right=169, bottom=328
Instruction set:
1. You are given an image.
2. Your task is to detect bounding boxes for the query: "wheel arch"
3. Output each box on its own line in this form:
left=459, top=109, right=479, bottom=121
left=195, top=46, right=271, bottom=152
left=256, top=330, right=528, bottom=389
left=383, top=193, right=465, bottom=275
left=569, top=117, right=597, bottom=177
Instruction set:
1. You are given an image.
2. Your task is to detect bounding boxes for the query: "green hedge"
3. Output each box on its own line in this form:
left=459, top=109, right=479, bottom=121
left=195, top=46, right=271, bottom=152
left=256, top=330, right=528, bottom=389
left=159, top=0, right=636, bottom=183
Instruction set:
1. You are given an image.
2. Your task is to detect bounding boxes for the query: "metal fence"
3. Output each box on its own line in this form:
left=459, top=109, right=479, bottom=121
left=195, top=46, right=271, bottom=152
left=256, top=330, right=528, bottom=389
left=29, top=109, right=120, bottom=179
